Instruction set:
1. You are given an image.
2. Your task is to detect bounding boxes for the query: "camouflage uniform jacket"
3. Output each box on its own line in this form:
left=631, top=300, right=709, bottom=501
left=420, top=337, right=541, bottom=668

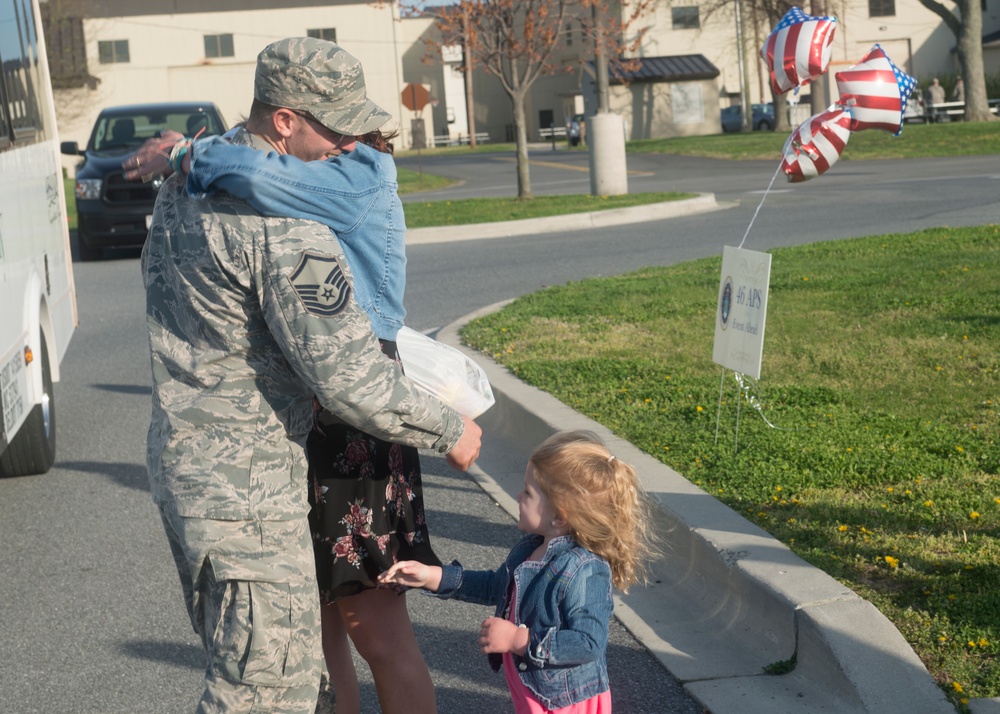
left=142, top=127, right=464, bottom=522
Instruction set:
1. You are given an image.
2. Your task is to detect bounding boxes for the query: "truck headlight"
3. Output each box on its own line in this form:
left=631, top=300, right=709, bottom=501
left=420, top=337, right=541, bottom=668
left=75, top=179, right=102, bottom=200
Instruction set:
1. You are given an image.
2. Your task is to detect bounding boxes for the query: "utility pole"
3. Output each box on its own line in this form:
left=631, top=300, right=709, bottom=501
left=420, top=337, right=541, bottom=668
left=735, top=0, right=750, bottom=131
left=463, top=5, right=477, bottom=149
left=588, top=2, right=627, bottom=196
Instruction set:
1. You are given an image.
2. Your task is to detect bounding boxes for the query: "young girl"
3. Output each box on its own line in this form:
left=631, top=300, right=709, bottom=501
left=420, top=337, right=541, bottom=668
left=379, top=430, right=659, bottom=714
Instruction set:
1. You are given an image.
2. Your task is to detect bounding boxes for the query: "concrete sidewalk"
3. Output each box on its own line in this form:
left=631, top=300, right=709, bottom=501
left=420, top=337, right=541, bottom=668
left=437, top=305, right=962, bottom=714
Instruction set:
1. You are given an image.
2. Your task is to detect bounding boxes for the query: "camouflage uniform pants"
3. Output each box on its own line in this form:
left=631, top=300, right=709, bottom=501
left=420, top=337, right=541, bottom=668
left=159, top=509, right=324, bottom=713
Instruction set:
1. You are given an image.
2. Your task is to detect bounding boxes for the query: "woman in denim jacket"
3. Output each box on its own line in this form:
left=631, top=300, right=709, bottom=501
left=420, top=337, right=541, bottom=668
left=131, top=121, right=437, bottom=714
left=381, top=430, right=659, bottom=713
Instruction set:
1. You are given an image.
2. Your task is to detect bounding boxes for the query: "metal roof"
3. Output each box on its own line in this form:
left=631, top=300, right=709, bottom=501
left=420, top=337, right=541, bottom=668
left=604, top=54, right=720, bottom=84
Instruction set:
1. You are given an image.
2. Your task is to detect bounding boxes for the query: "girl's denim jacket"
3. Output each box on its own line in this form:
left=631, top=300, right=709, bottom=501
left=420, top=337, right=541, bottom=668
left=435, top=534, right=613, bottom=709
left=185, top=137, right=406, bottom=341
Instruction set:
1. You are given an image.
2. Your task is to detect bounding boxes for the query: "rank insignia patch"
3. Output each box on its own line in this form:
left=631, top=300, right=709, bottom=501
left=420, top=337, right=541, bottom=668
left=288, top=252, right=352, bottom=317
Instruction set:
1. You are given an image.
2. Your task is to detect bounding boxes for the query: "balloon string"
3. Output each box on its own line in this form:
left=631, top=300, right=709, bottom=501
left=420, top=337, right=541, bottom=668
left=731, top=371, right=810, bottom=432
left=737, top=161, right=783, bottom=250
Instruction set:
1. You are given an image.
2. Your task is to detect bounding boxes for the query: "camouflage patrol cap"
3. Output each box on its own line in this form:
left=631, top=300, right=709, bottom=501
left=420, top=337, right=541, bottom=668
left=255, top=37, right=392, bottom=135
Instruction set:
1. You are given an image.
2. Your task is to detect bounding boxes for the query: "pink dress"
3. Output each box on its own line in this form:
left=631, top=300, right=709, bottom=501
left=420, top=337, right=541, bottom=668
left=502, top=567, right=612, bottom=714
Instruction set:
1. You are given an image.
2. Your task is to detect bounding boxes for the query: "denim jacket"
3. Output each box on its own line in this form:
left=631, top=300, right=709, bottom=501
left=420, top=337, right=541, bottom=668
left=185, top=137, right=406, bottom=340
left=435, top=534, right=612, bottom=709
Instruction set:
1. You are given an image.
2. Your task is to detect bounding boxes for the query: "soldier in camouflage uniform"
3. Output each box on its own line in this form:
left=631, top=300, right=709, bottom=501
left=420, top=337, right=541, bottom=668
left=140, top=37, right=481, bottom=714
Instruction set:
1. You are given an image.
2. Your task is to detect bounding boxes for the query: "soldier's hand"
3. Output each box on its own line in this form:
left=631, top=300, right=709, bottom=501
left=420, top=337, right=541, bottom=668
left=445, top=415, right=481, bottom=471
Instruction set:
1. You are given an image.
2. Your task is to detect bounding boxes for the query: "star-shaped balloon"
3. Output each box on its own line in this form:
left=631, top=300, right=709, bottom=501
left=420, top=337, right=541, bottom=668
left=761, top=7, right=837, bottom=95
left=781, top=108, right=852, bottom=182
left=835, top=44, right=917, bottom=136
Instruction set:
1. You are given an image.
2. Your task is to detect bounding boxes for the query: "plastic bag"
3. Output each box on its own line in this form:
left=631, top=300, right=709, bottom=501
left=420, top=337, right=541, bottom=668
left=395, top=327, right=495, bottom=418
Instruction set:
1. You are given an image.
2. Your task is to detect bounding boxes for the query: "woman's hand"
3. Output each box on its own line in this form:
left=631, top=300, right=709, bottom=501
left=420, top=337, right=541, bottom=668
left=478, top=617, right=529, bottom=656
left=122, top=130, right=185, bottom=182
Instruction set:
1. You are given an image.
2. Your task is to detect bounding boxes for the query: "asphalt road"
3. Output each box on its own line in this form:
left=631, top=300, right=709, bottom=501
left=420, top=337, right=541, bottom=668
left=1, top=149, right=996, bottom=713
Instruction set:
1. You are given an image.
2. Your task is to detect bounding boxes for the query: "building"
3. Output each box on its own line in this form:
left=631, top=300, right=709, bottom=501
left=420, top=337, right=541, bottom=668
left=42, top=0, right=1000, bottom=168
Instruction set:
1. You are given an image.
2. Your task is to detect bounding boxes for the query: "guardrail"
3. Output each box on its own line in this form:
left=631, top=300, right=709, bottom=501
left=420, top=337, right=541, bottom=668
left=538, top=126, right=567, bottom=139
left=926, top=98, right=999, bottom=121
left=431, top=132, right=491, bottom=147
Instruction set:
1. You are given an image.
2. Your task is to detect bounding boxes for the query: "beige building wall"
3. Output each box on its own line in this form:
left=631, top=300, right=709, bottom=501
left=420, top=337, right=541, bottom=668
left=636, top=0, right=1000, bottom=109
left=56, top=2, right=408, bottom=172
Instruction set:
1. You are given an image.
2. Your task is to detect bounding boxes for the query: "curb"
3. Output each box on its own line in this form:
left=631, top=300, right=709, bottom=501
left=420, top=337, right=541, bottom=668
left=405, top=193, right=725, bottom=245
left=438, top=303, right=956, bottom=714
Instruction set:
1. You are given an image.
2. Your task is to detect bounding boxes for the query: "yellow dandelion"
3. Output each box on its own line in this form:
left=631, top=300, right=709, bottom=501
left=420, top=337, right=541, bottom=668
left=924, top=500, right=933, bottom=507
left=787, top=517, right=797, bottom=524
left=956, top=446, right=965, bottom=453
left=970, top=511, right=980, bottom=519
left=980, top=638, right=990, bottom=647
left=887, top=486, right=894, bottom=492
left=775, top=486, right=783, bottom=492
left=994, top=498, right=1000, bottom=505
left=952, top=682, right=963, bottom=693
left=968, top=640, right=977, bottom=648
left=884, top=556, right=899, bottom=569
left=838, top=525, right=848, bottom=532
left=938, top=636, right=947, bottom=642
left=936, top=366, right=943, bottom=371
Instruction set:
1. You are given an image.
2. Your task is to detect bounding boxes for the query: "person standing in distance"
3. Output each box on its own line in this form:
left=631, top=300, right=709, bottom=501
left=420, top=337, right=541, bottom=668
left=140, top=37, right=481, bottom=714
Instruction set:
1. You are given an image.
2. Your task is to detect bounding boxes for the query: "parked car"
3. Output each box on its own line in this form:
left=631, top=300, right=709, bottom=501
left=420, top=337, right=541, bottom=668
left=567, top=113, right=585, bottom=146
left=902, top=87, right=927, bottom=124
left=720, top=103, right=775, bottom=132
left=61, top=102, right=227, bottom=260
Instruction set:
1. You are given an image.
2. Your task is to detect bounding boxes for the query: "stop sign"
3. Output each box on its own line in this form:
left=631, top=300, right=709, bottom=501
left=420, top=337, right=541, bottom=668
left=401, top=83, right=431, bottom=111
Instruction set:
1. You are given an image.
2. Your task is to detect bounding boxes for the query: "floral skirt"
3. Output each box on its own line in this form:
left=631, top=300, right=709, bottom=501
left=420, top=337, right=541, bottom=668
left=306, top=342, right=442, bottom=603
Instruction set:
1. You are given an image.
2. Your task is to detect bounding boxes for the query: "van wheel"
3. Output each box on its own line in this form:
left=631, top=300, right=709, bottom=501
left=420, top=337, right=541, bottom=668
left=0, top=333, right=57, bottom=477
left=758, top=120, right=772, bottom=131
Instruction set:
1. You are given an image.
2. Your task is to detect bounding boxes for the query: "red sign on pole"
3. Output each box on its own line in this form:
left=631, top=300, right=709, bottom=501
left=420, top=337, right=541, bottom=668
left=401, top=83, right=431, bottom=112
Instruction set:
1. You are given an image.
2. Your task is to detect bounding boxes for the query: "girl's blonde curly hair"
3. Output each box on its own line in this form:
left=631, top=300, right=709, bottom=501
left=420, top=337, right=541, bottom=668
left=529, top=430, right=659, bottom=592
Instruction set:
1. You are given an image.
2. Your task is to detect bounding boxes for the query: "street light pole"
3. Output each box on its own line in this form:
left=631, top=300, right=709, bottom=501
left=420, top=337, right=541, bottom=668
left=735, top=0, right=750, bottom=131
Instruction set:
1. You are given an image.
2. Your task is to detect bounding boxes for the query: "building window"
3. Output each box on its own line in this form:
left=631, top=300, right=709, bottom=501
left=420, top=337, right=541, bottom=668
left=868, top=0, right=895, bottom=16
left=98, top=39, right=130, bottom=64
left=672, top=7, right=700, bottom=29
left=307, top=28, right=337, bottom=43
left=204, top=33, right=234, bottom=58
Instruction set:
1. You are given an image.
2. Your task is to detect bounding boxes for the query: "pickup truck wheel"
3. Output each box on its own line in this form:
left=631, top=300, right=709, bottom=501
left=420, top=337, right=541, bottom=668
left=0, top=333, right=57, bottom=477
left=77, top=228, right=102, bottom=261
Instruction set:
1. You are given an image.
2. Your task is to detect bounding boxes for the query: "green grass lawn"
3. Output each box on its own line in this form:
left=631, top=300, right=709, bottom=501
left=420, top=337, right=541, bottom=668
left=461, top=227, right=1000, bottom=711
left=629, top=120, right=1000, bottom=161
left=401, top=192, right=695, bottom=228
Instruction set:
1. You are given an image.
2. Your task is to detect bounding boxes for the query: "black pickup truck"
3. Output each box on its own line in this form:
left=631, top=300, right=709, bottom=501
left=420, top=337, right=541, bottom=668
left=61, top=102, right=227, bottom=261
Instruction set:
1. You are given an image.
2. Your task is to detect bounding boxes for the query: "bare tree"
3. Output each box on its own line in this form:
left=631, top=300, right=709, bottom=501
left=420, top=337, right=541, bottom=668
left=915, top=0, right=996, bottom=121
left=403, top=0, right=655, bottom=199
left=409, top=0, right=572, bottom=199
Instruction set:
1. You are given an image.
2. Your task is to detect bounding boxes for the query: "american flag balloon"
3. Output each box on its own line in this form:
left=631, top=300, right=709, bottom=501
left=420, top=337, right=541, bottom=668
left=761, top=7, right=837, bottom=95
left=835, top=44, right=917, bottom=136
left=781, top=109, right=852, bottom=183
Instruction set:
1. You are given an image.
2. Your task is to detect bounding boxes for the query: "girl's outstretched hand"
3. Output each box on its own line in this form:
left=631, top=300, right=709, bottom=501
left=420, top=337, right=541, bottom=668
left=378, top=561, right=442, bottom=591
left=478, top=617, right=530, bottom=656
